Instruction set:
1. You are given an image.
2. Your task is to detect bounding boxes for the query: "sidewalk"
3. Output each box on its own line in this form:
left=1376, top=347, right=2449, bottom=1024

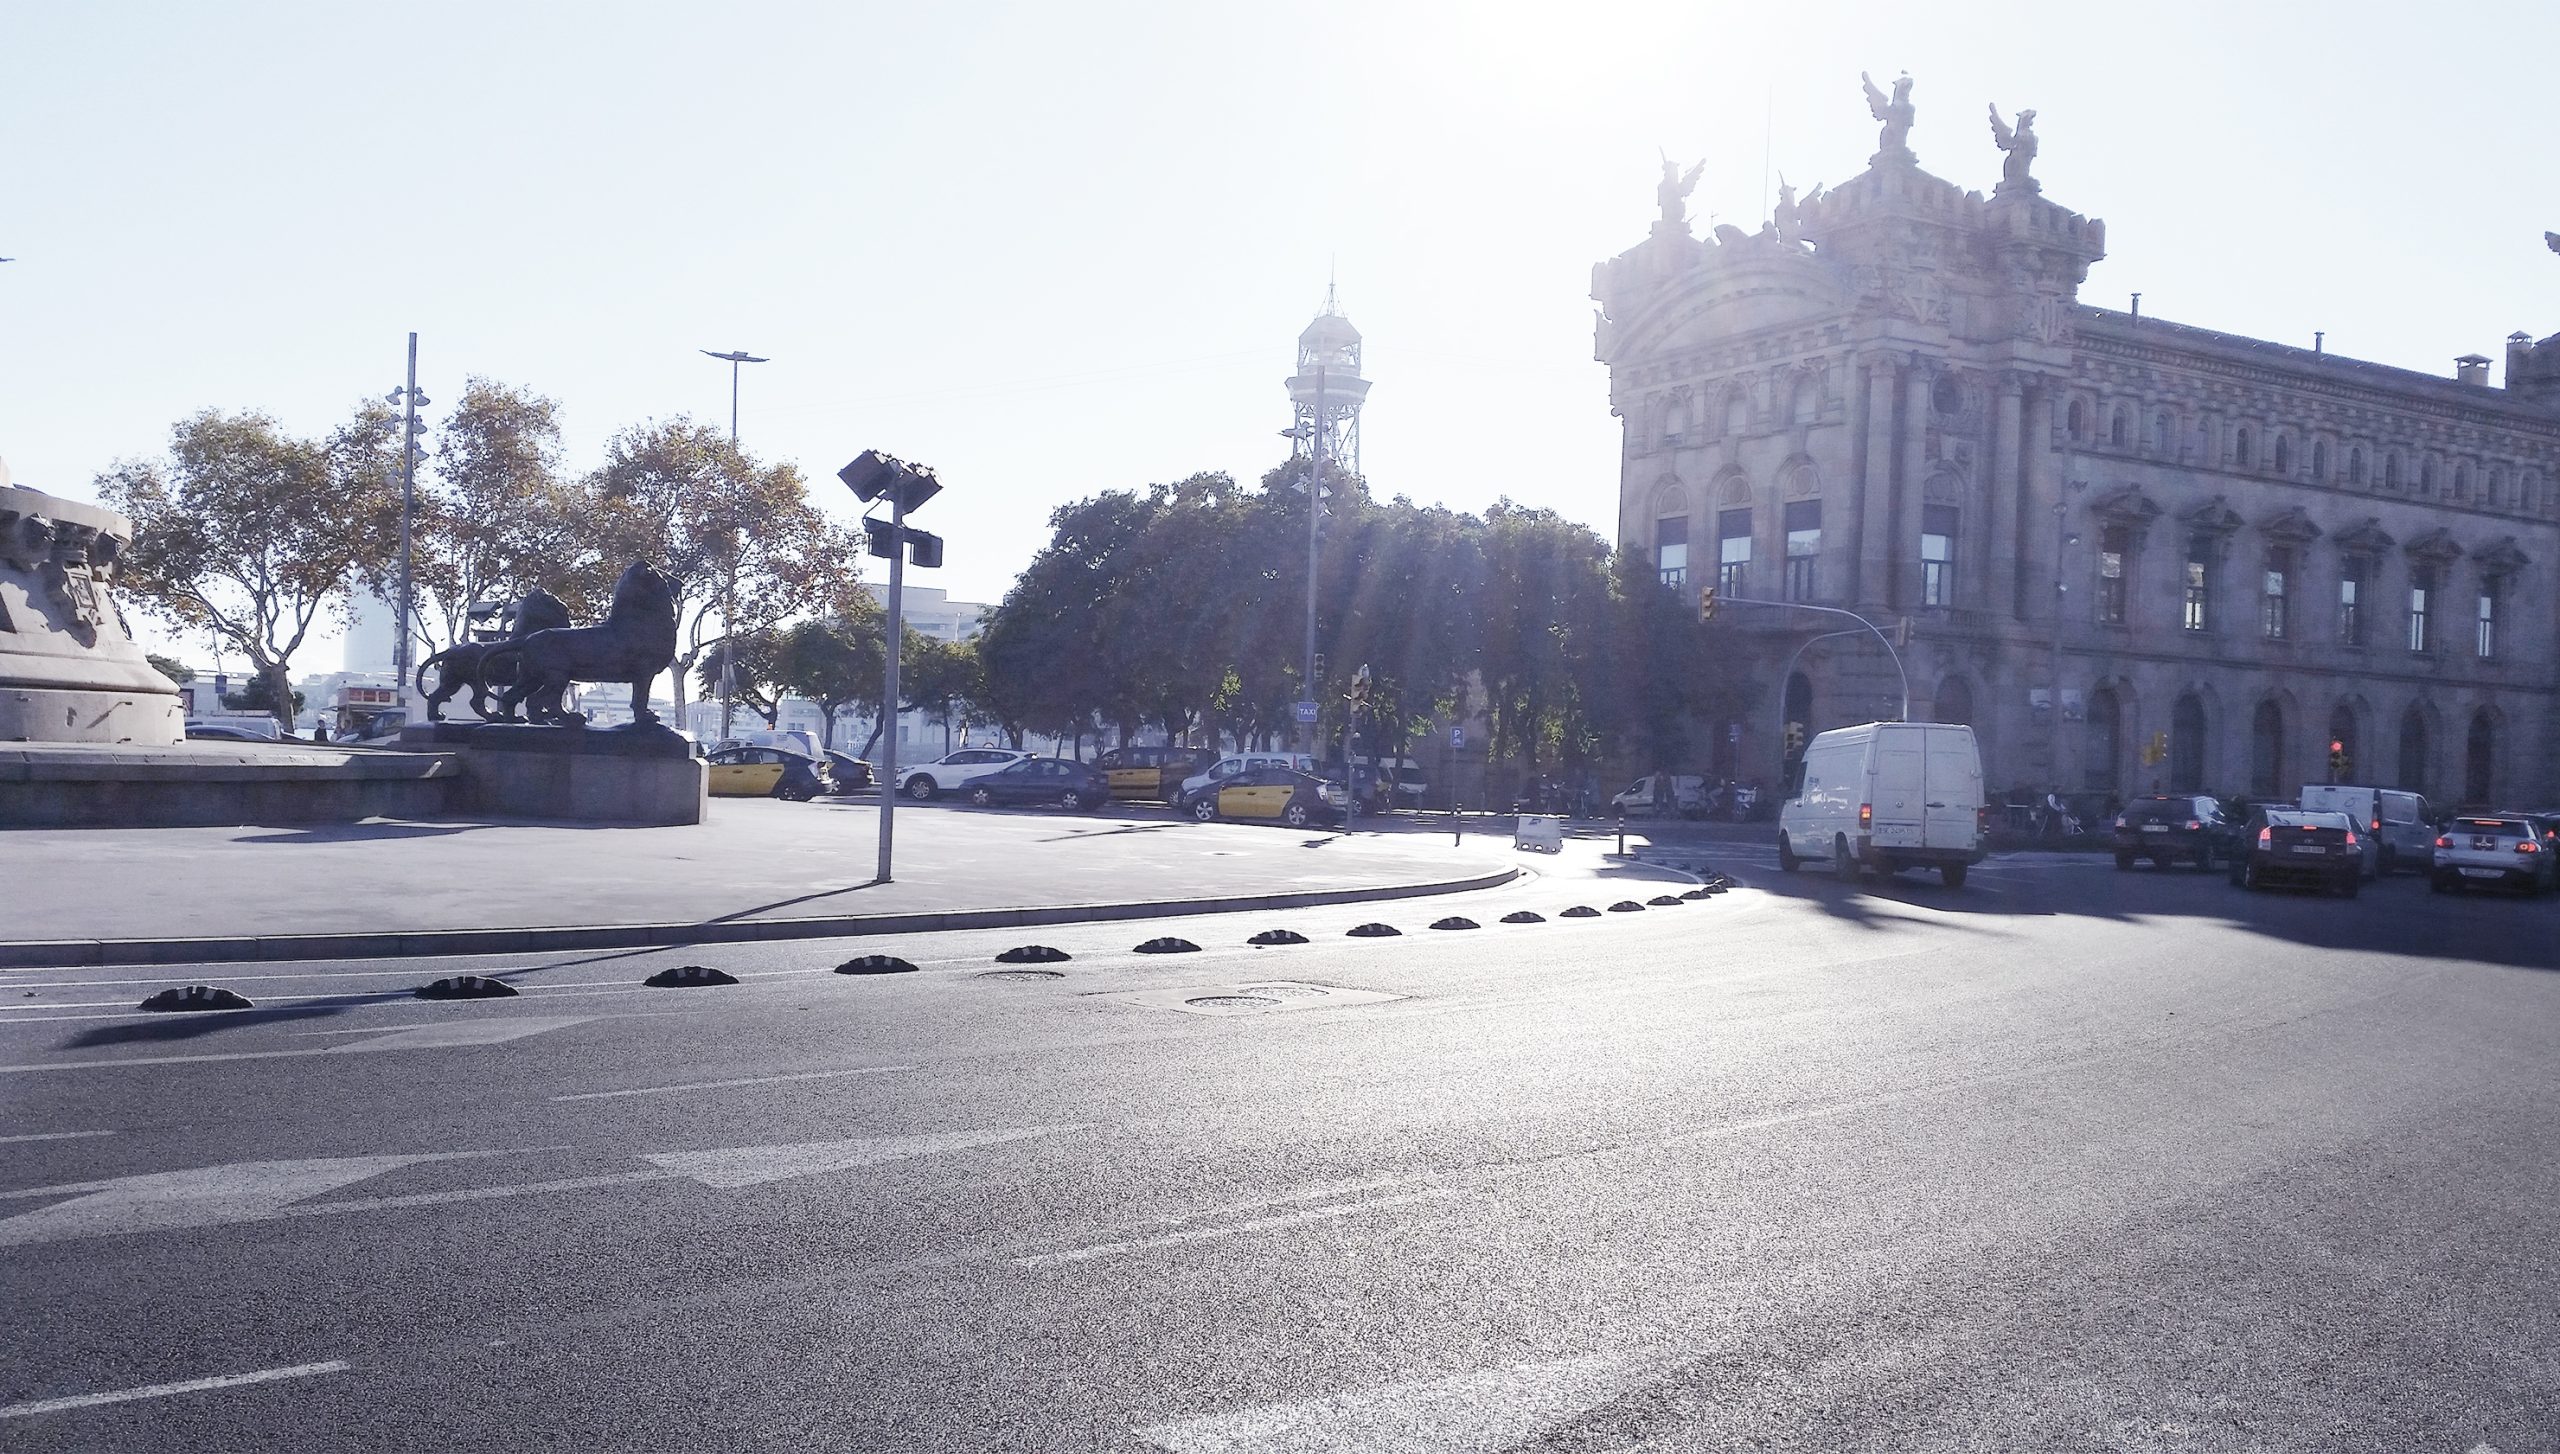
left=0, top=800, right=1532, bottom=967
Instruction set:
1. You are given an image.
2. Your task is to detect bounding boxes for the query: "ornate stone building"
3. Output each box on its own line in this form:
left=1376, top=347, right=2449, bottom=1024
left=1594, top=81, right=2560, bottom=808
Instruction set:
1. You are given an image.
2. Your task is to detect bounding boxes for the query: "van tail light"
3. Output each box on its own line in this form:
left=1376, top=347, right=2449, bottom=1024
left=2435, top=835, right=2454, bottom=849
left=1977, top=806, right=1991, bottom=834
left=1858, top=802, right=1872, bottom=830
left=2257, top=827, right=2272, bottom=847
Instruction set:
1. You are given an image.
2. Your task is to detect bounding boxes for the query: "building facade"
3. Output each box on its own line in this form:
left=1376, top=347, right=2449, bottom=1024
left=1595, top=85, right=2560, bottom=808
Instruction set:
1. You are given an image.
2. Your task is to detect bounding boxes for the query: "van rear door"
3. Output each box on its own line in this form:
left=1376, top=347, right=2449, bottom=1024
left=1868, top=726, right=1927, bottom=848
left=1921, top=727, right=1983, bottom=850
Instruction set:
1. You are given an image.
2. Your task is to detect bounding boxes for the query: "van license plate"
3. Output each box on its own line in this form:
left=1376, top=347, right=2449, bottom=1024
left=2461, top=867, right=2503, bottom=879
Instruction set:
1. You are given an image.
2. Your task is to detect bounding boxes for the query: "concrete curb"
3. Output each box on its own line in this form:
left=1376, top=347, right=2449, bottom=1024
left=0, top=864, right=1529, bottom=970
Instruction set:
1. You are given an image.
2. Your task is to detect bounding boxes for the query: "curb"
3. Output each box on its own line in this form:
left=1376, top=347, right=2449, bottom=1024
left=0, top=865, right=1529, bottom=970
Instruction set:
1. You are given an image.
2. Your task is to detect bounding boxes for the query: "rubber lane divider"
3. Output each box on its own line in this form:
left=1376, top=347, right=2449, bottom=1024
left=643, top=965, right=739, bottom=988
left=1346, top=923, right=1401, bottom=938
left=996, top=945, right=1071, bottom=964
left=1607, top=901, right=1646, bottom=913
left=137, top=985, right=252, bottom=1012
left=0, top=866, right=1528, bottom=969
left=1559, top=905, right=1601, bottom=918
left=1499, top=911, right=1545, bottom=924
left=1647, top=895, right=1685, bottom=907
left=1133, top=937, right=1200, bottom=954
left=835, top=955, right=918, bottom=976
left=1429, top=917, right=1479, bottom=930
left=414, top=975, right=518, bottom=1000
left=1247, top=930, right=1309, bottom=946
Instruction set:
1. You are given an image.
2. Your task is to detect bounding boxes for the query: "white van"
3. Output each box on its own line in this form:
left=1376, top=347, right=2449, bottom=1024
left=2298, top=784, right=2432, bottom=875
left=1610, top=774, right=1708, bottom=818
left=1778, top=722, right=1986, bottom=887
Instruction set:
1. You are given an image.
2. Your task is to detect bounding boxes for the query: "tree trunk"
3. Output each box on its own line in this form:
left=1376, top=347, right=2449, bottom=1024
left=263, top=662, right=296, bottom=732
left=860, top=719, right=884, bottom=758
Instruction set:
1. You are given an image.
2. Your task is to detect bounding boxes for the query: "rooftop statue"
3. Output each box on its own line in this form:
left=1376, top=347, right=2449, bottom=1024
left=2547, top=230, right=2559, bottom=253
left=1989, top=104, right=2040, bottom=195
left=1656, top=151, right=1707, bottom=229
left=1861, top=71, right=1915, bottom=159
left=1773, top=174, right=1822, bottom=247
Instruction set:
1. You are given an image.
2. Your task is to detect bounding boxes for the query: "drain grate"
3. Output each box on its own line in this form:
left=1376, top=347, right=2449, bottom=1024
left=977, top=969, right=1065, bottom=983
left=1237, top=982, right=1330, bottom=999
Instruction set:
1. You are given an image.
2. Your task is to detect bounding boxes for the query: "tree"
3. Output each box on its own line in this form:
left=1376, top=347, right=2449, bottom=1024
left=413, top=379, right=603, bottom=653
left=221, top=675, right=306, bottom=718
left=900, top=635, right=986, bottom=755
left=97, top=409, right=401, bottom=729
left=693, top=628, right=786, bottom=729
left=146, top=654, right=194, bottom=685
left=771, top=606, right=885, bottom=750
left=585, top=419, right=867, bottom=712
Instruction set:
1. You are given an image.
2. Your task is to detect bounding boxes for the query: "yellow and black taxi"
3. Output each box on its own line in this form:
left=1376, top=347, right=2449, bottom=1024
left=706, top=745, right=833, bottom=801
left=1181, top=765, right=1352, bottom=828
left=1093, top=744, right=1217, bottom=802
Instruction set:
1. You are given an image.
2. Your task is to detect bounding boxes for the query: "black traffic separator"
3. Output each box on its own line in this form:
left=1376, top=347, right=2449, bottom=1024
left=836, top=954, right=919, bottom=975
left=996, top=945, right=1071, bottom=964
left=137, top=985, right=252, bottom=1012
left=1346, top=922, right=1402, bottom=938
left=1607, top=901, right=1646, bottom=913
left=1559, top=905, right=1601, bottom=918
left=414, top=975, right=519, bottom=1000
left=1134, top=937, right=1201, bottom=954
left=644, top=965, right=740, bottom=988
left=1499, top=910, right=1546, bottom=924
left=1247, top=929, right=1309, bottom=946
left=1647, top=895, right=1685, bottom=907
left=1429, top=916, right=1479, bottom=931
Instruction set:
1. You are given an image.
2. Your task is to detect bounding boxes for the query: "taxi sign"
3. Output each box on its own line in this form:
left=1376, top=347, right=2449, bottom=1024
left=1294, top=700, right=1319, bottom=724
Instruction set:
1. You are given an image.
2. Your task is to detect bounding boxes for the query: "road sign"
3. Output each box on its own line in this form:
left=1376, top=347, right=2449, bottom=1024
left=1449, top=726, right=1465, bottom=748
left=1294, top=700, right=1320, bottom=725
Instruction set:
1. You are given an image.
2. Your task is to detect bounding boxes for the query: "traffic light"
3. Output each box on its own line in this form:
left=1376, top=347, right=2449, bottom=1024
left=2329, top=739, right=2348, bottom=780
left=1784, top=720, right=1807, bottom=757
left=1698, top=583, right=1718, bottom=621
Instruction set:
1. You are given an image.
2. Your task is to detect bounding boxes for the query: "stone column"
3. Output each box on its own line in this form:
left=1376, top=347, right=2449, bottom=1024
left=1855, top=358, right=1898, bottom=609
left=1989, top=375, right=2024, bottom=619
left=1894, top=367, right=1932, bottom=610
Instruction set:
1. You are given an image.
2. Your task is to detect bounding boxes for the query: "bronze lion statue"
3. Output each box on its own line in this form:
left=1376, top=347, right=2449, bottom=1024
left=413, top=588, right=572, bottom=722
left=478, top=561, right=680, bottom=728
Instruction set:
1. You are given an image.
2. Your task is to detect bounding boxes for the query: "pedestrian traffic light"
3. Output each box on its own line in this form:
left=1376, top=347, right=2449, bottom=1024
left=1698, top=584, right=1717, bottom=621
left=1784, top=720, right=1807, bottom=757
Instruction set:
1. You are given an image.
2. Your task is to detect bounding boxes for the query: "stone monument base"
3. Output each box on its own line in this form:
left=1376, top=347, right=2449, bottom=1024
left=0, top=740, right=463, bottom=828
left=394, top=721, right=705, bottom=826
left=1, top=685, right=186, bottom=746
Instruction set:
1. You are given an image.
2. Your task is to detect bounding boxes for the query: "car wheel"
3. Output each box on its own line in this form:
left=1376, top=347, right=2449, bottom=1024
left=1777, top=834, right=1800, bottom=873
left=778, top=782, right=810, bottom=802
left=1941, top=863, right=1967, bottom=889
left=968, top=786, right=994, bottom=807
left=905, top=775, right=937, bottom=801
left=1059, top=789, right=1084, bottom=811
left=1833, top=835, right=1858, bottom=885
left=2114, top=853, right=2135, bottom=871
left=1191, top=798, right=1216, bottom=822
left=1283, top=803, right=1311, bottom=828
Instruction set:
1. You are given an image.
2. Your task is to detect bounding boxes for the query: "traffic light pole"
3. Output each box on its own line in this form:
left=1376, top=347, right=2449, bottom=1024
left=1713, top=594, right=1910, bottom=721
left=876, top=489, right=907, bottom=885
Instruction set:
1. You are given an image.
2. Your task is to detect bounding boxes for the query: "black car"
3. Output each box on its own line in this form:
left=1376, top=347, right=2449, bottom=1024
left=963, top=756, right=1107, bottom=811
left=2228, top=808, right=2362, bottom=896
left=824, top=751, right=875, bottom=790
left=2111, top=794, right=2235, bottom=871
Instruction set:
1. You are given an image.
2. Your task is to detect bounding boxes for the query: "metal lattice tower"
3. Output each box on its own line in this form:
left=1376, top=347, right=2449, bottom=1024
left=1286, top=285, right=1371, bottom=476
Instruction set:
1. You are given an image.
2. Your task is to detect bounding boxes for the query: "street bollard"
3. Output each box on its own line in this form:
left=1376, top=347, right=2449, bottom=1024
left=1453, top=801, right=1462, bottom=846
left=1616, top=808, right=1626, bottom=858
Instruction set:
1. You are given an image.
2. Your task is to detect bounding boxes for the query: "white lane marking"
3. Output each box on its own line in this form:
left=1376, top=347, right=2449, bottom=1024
left=0, top=1131, right=113, bottom=1146
left=0, top=1129, right=1074, bottom=1245
left=551, top=1065, right=915, bottom=1101
left=0, top=1153, right=502, bottom=1247
left=1017, top=1163, right=1544, bottom=1270
left=0, top=1016, right=593, bottom=1074
left=1133, top=1352, right=1628, bottom=1453
left=0, top=1360, right=352, bottom=1418
left=644, top=1125, right=1076, bottom=1188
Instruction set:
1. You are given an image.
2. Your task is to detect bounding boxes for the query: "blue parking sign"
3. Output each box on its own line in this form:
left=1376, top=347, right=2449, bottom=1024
left=1448, top=726, right=1465, bottom=748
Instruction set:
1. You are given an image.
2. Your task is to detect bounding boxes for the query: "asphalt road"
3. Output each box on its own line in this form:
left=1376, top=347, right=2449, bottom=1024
left=6, top=851, right=2559, bottom=1451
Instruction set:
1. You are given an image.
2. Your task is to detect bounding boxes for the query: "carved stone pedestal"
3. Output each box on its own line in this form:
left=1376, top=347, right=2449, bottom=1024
left=0, top=477, right=183, bottom=746
left=394, top=721, right=705, bottom=826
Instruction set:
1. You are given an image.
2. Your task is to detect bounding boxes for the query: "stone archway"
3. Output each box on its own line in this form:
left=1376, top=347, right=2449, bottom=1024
left=2397, top=703, right=2431, bottom=796
left=1934, top=675, right=1974, bottom=728
left=2465, top=708, right=2498, bottom=806
left=2085, top=686, right=2123, bottom=794
left=2250, top=698, right=2287, bottom=799
left=2326, top=699, right=2363, bottom=785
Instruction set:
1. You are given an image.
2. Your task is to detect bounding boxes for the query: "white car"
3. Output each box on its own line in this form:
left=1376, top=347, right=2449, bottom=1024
left=900, top=747, right=1031, bottom=800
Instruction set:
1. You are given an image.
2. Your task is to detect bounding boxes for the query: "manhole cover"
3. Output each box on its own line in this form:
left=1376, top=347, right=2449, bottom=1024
left=1185, top=995, right=1279, bottom=1009
left=1236, top=982, right=1329, bottom=999
left=976, top=969, right=1065, bottom=982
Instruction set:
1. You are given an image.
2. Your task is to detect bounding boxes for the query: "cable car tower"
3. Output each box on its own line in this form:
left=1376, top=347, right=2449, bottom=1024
left=1285, top=284, right=1370, bottom=478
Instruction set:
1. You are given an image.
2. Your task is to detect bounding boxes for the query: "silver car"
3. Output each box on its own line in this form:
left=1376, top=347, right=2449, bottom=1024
left=2428, top=815, right=2548, bottom=897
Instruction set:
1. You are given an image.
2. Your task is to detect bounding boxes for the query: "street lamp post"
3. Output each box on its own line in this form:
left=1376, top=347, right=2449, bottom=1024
left=386, top=334, right=428, bottom=718
left=701, top=350, right=769, bottom=743
left=839, top=452, right=945, bottom=886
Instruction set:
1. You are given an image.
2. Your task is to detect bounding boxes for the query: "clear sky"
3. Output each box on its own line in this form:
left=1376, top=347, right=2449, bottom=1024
left=3, top=0, right=2553, bottom=665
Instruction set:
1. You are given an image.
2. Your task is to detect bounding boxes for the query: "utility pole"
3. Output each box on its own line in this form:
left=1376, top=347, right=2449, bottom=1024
left=701, top=350, right=768, bottom=744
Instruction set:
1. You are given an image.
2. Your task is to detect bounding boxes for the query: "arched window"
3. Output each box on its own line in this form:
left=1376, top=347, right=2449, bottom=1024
left=1932, top=374, right=1962, bottom=416
left=2067, top=398, right=2088, bottom=440
left=2384, top=454, right=2401, bottom=490
left=2465, top=710, right=2496, bottom=805
left=1723, top=390, right=1750, bottom=436
left=2349, top=448, right=2366, bottom=485
left=1784, top=671, right=1815, bottom=742
left=2085, top=687, right=2122, bottom=793
left=2312, top=440, right=2329, bottom=481
left=1791, top=376, right=1820, bottom=424
left=2250, top=700, right=2287, bottom=798
left=2171, top=694, right=2207, bottom=791
left=2235, top=426, right=2254, bottom=467
left=2109, top=406, right=2130, bottom=448
left=2454, top=463, right=2471, bottom=501
left=2327, top=703, right=2359, bottom=784
left=2273, top=435, right=2292, bottom=474
left=2154, top=411, right=2176, bottom=455
left=2419, top=460, right=2435, bottom=496
left=2397, top=705, right=2429, bottom=794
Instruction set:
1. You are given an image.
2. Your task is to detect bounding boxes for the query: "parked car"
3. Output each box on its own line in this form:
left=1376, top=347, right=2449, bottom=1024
left=900, top=747, right=1031, bottom=800
left=962, top=756, right=1107, bottom=811
left=2110, top=794, right=2237, bottom=871
left=184, top=720, right=284, bottom=742
left=823, top=750, right=874, bottom=790
left=1177, top=751, right=1315, bottom=800
left=1182, top=766, right=1350, bottom=828
left=2429, top=814, right=2549, bottom=896
left=2228, top=807, right=2362, bottom=896
left=707, top=745, right=832, bottom=800
left=1776, top=721, right=1986, bottom=888
left=1094, top=744, right=1217, bottom=802
left=2299, top=784, right=2432, bottom=875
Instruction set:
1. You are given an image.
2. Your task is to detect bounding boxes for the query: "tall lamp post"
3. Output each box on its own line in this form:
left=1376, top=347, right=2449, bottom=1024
left=386, top=333, right=428, bottom=717
left=701, top=349, right=768, bottom=742
left=839, top=451, right=945, bottom=885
